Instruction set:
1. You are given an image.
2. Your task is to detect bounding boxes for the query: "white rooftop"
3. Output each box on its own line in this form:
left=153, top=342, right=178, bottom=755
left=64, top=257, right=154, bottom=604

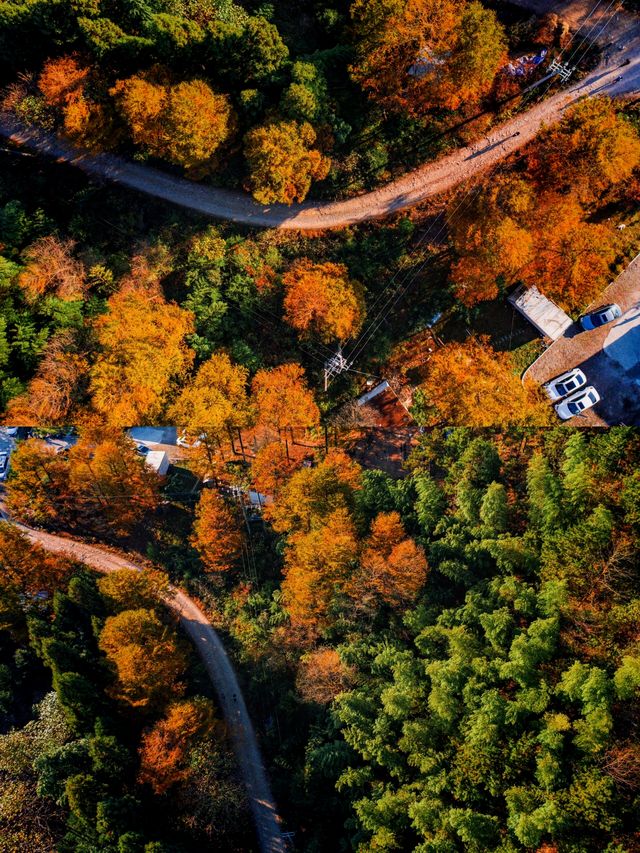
left=145, top=450, right=170, bottom=475
left=508, top=285, right=573, bottom=341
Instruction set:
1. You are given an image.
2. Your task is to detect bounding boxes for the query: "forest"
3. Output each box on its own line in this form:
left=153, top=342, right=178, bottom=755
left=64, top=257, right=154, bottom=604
left=1, top=426, right=639, bottom=851
left=0, top=0, right=572, bottom=202
left=1, top=89, right=639, bottom=427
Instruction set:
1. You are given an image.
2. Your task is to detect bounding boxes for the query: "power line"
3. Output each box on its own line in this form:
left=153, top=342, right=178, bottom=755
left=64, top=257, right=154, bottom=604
left=338, top=0, right=627, bottom=375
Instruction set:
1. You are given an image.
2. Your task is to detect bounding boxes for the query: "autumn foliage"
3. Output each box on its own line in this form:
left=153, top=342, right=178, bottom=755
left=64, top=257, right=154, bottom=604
left=18, top=237, right=86, bottom=302
left=90, top=280, right=194, bottom=425
left=296, top=648, right=354, bottom=704
left=282, top=259, right=366, bottom=343
left=67, top=428, right=160, bottom=535
left=243, top=120, right=330, bottom=204
left=413, top=336, right=551, bottom=426
left=350, top=0, right=506, bottom=115
left=250, top=441, right=304, bottom=497
left=282, top=508, right=359, bottom=631
left=449, top=98, right=639, bottom=309
left=112, top=73, right=237, bottom=171
left=138, top=698, right=215, bottom=794
left=265, top=449, right=361, bottom=534
left=5, top=430, right=159, bottom=536
left=97, top=568, right=170, bottom=613
left=169, top=351, right=253, bottom=435
left=351, top=511, right=428, bottom=608
left=4, top=330, right=89, bottom=425
left=191, top=489, right=243, bottom=573
left=99, top=608, right=188, bottom=708
left=0, top=524, right=72, bottom=624
left=39, top=55, right=117, bottom=149
left=252, top=362, right=320, bottom=431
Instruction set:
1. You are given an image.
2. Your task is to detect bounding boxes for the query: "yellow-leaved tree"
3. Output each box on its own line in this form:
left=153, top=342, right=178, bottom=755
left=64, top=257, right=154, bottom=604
left=169, top=351, right=254, bottom=437
left=112, top=74, right=237, bottom=171
left=243, top=120, right=330, bottom=204
left=90, top=281, right=194, bottom=425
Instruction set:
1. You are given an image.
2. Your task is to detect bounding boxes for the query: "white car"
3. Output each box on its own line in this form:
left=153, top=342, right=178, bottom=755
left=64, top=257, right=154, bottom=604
left=544, top=368, right=587, bottom=401
left=0, top=452, right=8, bottom=480
left=580, top=303, right=622, bottom=331
left=555, top=386, right=600, bottom=420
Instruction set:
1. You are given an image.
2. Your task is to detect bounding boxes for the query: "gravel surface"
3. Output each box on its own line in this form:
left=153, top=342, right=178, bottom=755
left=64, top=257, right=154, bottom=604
left=0, top=4, right=638, bottom=230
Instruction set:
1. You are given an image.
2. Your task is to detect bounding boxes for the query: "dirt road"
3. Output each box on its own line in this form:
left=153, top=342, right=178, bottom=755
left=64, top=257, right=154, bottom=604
left=1, top=4, right=638, bottom=230
left=1, top=517, right=285, bottom=853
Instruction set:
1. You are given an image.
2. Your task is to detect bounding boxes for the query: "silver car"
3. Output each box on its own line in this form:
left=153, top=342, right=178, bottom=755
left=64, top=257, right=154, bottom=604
left=544, top=368, right=587, bottom=401
left=555, top=386, right=601, bottom=420
left=580, top=303, right=622, bottom=331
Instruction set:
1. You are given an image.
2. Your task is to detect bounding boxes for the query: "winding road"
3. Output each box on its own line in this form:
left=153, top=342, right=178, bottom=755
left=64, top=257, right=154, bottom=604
left=0, top=513, right=285, bottom=853
left=1, top=4, right=639, bottom=230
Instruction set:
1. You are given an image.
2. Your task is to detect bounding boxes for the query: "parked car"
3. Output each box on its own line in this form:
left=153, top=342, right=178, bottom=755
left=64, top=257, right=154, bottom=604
left=580, top=303, right=621, bottom=331
left=135, top=444, right=150, bottom=456
left=544, top=368, right=587, bottom=401
left=555, top=386, right=600, bottom=420
left=0, top=452, right=8, bottom=478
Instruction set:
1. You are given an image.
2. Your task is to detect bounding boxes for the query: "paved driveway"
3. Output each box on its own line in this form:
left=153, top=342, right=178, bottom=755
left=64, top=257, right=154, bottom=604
left=524, top=255, right=640, bottom=425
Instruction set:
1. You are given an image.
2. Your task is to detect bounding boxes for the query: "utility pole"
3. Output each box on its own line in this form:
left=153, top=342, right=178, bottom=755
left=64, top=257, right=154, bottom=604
left=324, top=346, right=351, bottom=390
left=548, top=58, right=575, bottom=82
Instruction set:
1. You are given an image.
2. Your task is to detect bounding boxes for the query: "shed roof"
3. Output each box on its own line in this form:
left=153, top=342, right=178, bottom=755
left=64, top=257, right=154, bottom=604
left=508, top=285, right=573, bottom=341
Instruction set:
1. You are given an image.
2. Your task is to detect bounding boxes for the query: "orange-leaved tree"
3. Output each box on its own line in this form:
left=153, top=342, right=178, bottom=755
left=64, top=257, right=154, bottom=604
left=99, top=608, right=188, bottom=708
left=350, top=510, right=428, bottom=608
left=3, top=330, right=89, bottom=425
left=38, top=55, right=89, bottom=107
left=89, top=282, right=194, bottom=425
left=243, top=120, right=330, bottom=204
left=527, top=96, right=640, bottom=202
left=18, top=236, right=86, bottom=302
left=265, top=449, right=362, bottom=534
left=282, top=259, right=366, bottom=343
left=0, top=523, right=73, bottom=628
left=67, top=426, right=160, bottom=536
left=412, top=336, right=552, bottom=426
left=350, top=0, right=506, bottom=115
left=447, top=174, right=535, bottom=307
left=250, top=440, right=304, bottom=497
left=191, top=489, right=244, bottom=573
left=296, top=648, right=355, bottom=704
left=523, top=193, right=616, bottom=309
left=251, top=362, right=320, bottom=432
left=39, top=55, right=118, bottom=149
left=447, top=175, right=616, bottom=310
left=138, top=697, right=215, bottom=794
left=281, top=508, right=359, bottom=632
left=4, top=438, right=70, bottom=526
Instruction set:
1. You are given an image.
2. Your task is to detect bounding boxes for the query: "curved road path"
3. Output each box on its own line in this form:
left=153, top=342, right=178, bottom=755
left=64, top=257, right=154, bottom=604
left=1, top=6, right=638, bottom=230
left=0, top=514, right=285, bottom=853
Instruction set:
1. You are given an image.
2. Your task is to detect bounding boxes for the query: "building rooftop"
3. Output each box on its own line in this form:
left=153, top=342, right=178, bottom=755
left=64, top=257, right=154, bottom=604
left=508, top=285, right=573, bottom=340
